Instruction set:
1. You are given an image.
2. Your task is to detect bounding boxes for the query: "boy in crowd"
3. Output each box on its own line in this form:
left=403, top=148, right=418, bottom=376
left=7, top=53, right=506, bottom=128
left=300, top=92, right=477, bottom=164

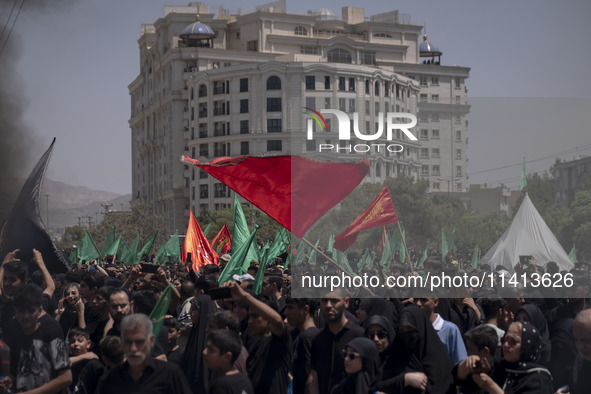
left=68, top=327, right=99, bottom=393
left=455, top=325, right=499, bottom=393
left=164, top=318, right=184, bottom=367
left=203, top=329, right=254, bottom=394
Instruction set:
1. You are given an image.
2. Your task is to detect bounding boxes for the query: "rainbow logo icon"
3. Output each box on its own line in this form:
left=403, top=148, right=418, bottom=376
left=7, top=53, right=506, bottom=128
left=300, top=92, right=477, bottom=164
left=302, top=107, right=328, bottom=131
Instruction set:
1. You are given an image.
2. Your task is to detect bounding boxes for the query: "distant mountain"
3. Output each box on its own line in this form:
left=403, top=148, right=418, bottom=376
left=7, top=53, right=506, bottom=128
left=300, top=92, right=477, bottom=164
left=41, top=179, right=131, bottom=232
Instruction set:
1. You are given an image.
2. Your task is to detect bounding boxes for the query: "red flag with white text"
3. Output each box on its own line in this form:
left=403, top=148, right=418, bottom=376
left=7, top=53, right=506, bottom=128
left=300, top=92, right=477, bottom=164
left=334, top=186, right=398, bottom=251
left=182, top=210, right=219, bottom=270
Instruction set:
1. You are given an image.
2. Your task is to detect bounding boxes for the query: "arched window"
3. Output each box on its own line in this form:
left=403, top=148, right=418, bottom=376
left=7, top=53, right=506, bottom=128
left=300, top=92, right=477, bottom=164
left=198, top=84, right=207, bottom=97
left=266, top=76, right=282, bottom=90
left=294, top=26, right=307, bottom=36
left=327, top=48, right=352, bottom=64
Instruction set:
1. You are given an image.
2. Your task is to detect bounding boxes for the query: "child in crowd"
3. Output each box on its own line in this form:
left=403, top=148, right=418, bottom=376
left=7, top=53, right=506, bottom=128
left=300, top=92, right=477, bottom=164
left=164, top=317, right=184, bottom=367
left=68, top=327, right=98, bottom=393
left=203, top=329, right=253, bottom=394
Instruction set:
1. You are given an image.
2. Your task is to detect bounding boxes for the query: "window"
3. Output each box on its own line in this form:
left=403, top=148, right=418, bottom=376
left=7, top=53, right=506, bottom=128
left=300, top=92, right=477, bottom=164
left=421, top=165, right=429, bottom=176
left=200, top=169, right=208, bottom=179
left=199, top=185, right=208, bottom=199
left=239, top=78, right=248, bottom=92
left=349, top=99, right=356, bottom=113
left=295, top=26, right=307, bottom=35
left=198, top=84, right=207, bottom=97
left=339, top=98, right=346, bottom=112
left=267, top=119, right=282, bottom=133
left=432, top=165, right=440, bottom=176
left=419, top=76, right=428, bottom=86
left=365, top=100, right=370, bottom=115
left=420, top=148, right=429, bottom=159
left=241, top=141, right=249, bottom=155
left=419, top=112, right=429, bottom=122
left=240, top=99, right=249, bottom=113
left=455, top=78, right=461, bottom=89
left=301, top=46, right=319, bottom=55
left=455, top=95, right=461, bottom=104
left=247, top=40, right=258, bottom=51
left=324, top=97, right=330, bottom=109
left=324, top=76, right=330, bottom=90
left=199, top=144, right=208, bottom=156
left=431, top=94, right=439, bottom=102
left=360, top=51, right=376, bottom=65
left=306, top=97, right=316, bottom=109
left=456, top=149, right=462, bottom=159
left=455, top=114, right=462, bottom=123
left=349, top=78, right=355, bottom=92
left=456, top=130, right=462, bottom=142
left=267, top=97, right=282, bottom=112
left=431, top=129, right=439, bottom=139
left=420, top=94, right=428, bottom=103
left=431, top=76, right=439, bottom=85
left=431, top=112, right=439, bottom=122
left=306, top=139, right=316, bottom=151
left=376, top=163, right=381, bottom=177
left=375, top=102, right=380, bottom=116
left=267, top=140, right=282, bottom=151
left=240, top=120, right=249, bottom=134
left=328, top=48, right=352, bottom=64
left=432, top=148, right=440, bottom=158
left=433, top=182, right=440, bottom=190
left=374, top=82, right=380, bottom=96
left=306, top=75, right=315, bottom=90
left=214, top=183, right=229, bottom=198
left=373, top=33, right=392, bottom=38
left=456, top=166, right=462, bottom=176
left=338, top=77, right=346, bottom=91
left=420, top=129, right=429, bottom=140
left=266, top=76, right=281, bottom=90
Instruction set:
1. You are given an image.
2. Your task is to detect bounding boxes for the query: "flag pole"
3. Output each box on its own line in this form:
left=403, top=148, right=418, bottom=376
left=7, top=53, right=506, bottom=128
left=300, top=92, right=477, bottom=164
left=299, top=237, right=376, bottom=296
left=397, top=222, right=414, bottom=273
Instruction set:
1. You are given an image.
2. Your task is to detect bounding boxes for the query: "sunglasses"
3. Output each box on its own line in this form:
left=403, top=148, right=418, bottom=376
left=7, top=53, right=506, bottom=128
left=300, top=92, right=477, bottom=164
left=341, top=349, right=361, bottom=360
left=501, top=335, right=520, bottom=347
left=367, top=331, right=388, bottom=340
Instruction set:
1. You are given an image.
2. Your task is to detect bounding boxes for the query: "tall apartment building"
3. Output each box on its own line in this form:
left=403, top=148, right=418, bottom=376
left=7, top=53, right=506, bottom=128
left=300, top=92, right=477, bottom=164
left=129, top=1, right=470, bottom=231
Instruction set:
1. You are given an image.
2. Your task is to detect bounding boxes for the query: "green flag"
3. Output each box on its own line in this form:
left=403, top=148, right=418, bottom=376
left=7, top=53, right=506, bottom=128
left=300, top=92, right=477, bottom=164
left=154, top=231, right=181, bottom=264
left=203, top=223, right=211, bottom=237
left=79, top=230, right=102, bottom=263
left=121, top=232, right=141, bottom=266
left=253, top=259, right=271, bottom=295
left=137, top=230, right=159, bottom=262
left=231, top=194, right=260, bottom=265
left=69, top=247, right=78, bottom=264
left=101, top=226, right=116, bottom=257
left=416, top=241, right=428, bottom=268
left=470, top=244, right=480, bottom=268
left=103, top=235, right=122, bottom=258
left=219, top=225, right=259, bottom=285
left=448, top=228, right=456, bottom=253
left=441, top=229, right=448, bottom=262
left=294, top=238, right=310, bottom=266
left=380, top=235, right=392, bottom=270
left=519, top=157, right=527, bottom=191
left=390, top=225, right=405, bottom=264
left=307, top=239, right=320, bottom=267
left=569, top=244, right=577, bottom=263
left=149, top=284, right=172, bottom=351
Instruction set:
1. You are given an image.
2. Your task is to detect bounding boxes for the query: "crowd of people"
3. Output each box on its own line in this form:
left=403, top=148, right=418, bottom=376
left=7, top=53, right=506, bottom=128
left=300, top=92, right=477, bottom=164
left=0, top=247, right=590, bottom=394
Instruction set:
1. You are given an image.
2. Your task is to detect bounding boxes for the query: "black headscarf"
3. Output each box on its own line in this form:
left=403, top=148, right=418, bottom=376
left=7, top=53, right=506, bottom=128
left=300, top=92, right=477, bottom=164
left=330, top=337, right=381, bottom=394
left=364, top=315, right=395, bottom=367
left=182, top=294, right=217, bottom=394
left=359, top=298, right=394, bottom=325
left=377, top=305, right=455, bottom=394
left=500, top=321, right=553, bottom=394
left=515, top=303, right=551, bottom=365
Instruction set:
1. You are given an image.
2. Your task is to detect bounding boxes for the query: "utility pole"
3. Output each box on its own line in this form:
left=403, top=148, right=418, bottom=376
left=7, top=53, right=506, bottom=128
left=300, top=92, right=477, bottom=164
left=101, top=203, right=113, bottom=215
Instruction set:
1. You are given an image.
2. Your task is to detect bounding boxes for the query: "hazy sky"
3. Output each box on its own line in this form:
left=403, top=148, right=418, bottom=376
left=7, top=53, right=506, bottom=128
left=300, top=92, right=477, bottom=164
left=4, top=0, right=591, bottom=194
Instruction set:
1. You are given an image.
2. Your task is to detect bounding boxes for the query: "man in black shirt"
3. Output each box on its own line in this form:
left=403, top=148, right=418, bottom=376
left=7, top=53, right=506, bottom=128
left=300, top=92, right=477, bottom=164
left=99, top=313, right=191, bottom=394
left=307, top=290, right=364, bottom=394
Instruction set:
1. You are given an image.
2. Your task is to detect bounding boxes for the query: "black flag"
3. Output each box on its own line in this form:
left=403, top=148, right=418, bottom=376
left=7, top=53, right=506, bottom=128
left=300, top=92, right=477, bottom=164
left=0, top=138, right=70, bottom=273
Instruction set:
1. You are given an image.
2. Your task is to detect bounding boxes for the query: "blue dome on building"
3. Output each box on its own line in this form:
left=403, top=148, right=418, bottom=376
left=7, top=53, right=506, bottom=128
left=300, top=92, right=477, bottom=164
left=419, top=34, right=442, bottom=57
left=180, top=15, right=215, bottom=40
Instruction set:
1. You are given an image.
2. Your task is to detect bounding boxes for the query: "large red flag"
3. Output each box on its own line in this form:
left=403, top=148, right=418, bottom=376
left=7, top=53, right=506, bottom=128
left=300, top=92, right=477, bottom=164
left=182, top=210, right=219, bottom=270
left=210, top=224, right=232, bottom=254
left=334, top=186, right=398, bottom=251
left=181, top=155, right=369, bottom=238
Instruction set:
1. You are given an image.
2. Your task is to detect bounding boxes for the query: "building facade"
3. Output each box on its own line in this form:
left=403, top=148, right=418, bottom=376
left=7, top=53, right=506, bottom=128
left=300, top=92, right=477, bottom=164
left=554, top=156, right=591, bottom=208
left=129, top=1, right=470, bottom=231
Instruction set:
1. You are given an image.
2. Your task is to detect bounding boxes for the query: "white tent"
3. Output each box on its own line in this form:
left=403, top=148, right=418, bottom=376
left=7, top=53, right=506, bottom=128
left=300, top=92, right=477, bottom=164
left=481, top=193, right=573, bottom=272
